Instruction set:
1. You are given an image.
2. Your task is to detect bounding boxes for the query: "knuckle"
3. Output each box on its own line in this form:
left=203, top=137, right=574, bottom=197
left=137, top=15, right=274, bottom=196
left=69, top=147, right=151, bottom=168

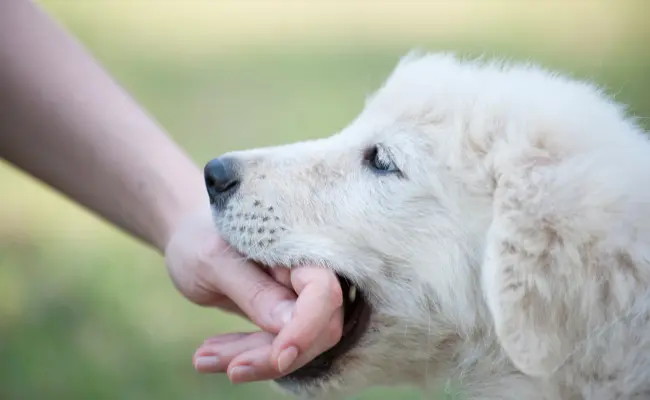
left=193, top=247, right=214, bottom=279
left=194, top=238, right=230, bottom=280
left=195, top=237, right=219, bottom=267
left=247, top=278, right=276, bottom=311
left=196, top=234, right=229, bottom=263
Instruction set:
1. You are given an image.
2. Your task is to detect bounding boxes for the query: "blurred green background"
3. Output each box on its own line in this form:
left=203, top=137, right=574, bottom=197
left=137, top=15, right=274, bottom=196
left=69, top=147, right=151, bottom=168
left=1, top=1, right=648, bottom=399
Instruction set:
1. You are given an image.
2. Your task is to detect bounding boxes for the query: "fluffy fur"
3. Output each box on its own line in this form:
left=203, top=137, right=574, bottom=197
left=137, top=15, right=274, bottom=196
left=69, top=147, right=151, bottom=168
left=209, top=52, right=650, bottom=399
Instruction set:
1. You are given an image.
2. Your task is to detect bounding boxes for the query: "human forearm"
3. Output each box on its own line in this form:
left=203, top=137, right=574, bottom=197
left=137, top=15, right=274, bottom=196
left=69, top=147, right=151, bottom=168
left=0, top=0, right=205, bottom=251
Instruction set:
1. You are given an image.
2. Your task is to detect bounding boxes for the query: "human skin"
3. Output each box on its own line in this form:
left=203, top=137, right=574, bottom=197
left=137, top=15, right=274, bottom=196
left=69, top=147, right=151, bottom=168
left=0, top=0, right=343, bottom=384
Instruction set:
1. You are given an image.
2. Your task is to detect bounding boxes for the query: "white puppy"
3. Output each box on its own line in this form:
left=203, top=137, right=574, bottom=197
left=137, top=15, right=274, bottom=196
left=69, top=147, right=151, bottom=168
left=204, top=52, right=650, bottom=399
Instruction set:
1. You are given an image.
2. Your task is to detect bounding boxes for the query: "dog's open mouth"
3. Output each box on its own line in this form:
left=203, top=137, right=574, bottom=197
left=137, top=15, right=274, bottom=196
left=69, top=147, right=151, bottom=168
left=275, top=274, right=372, bottom=383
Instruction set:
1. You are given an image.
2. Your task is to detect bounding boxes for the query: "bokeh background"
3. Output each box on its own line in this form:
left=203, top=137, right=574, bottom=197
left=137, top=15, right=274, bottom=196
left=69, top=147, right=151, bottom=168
left=1, top=1, right=649, bottom=399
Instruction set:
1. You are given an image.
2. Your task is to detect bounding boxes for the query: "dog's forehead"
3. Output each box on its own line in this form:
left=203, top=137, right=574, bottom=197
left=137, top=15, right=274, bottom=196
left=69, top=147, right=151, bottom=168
left=357, top=52, right=619, bottom=147
left=362, top=53, right=466, bottom=121
left=339, top=111, right=424, bottom=152
left=344, top=54, right=465, bottom=148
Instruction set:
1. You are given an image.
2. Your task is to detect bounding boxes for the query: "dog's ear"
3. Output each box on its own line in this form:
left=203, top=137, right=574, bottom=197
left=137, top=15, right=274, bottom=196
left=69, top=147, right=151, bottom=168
left=481, top=161, right=583, bottom=378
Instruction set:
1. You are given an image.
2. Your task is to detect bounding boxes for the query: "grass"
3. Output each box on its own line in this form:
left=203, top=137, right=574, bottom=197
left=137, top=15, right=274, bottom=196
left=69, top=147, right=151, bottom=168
left=1, top=1, right=649, bottom=399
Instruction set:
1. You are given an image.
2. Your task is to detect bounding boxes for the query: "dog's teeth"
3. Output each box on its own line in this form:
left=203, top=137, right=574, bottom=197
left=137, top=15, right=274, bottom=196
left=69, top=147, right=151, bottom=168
left=349, top=285, right=357, bottom=303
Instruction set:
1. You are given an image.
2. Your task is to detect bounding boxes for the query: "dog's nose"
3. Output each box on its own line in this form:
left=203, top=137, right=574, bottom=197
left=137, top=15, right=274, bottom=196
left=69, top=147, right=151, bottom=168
left=204, top=157, right=241, bottom=208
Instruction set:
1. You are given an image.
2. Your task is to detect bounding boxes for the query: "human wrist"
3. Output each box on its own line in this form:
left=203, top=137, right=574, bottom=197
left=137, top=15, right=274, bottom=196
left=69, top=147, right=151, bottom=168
left=156, top=167, right=210, bottom=253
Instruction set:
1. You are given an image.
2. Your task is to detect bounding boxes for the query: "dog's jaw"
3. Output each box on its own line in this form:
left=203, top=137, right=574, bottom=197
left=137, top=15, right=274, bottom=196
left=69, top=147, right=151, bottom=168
left=210, top=199, right=484, bottom=398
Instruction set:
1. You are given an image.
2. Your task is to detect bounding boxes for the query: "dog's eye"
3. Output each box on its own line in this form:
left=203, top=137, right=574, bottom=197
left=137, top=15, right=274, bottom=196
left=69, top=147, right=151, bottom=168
left=364, top=145, right=399, bottom=174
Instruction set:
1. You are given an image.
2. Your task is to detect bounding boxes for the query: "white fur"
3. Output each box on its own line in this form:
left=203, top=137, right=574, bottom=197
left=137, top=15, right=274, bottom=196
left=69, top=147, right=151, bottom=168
left=210, top=52, right=650, bottom=399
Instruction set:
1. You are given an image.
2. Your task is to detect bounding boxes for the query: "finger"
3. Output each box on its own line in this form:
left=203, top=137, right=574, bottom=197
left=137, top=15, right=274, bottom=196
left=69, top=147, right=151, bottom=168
left=196, top=297, right=248, bottom=319
left=216, top=303, right=247, bottom=319
left=268, top=267, right=292, bottom=289
left=199, top=240, right=299, bottom=332
left=289, top=308, right=344, bottom=371
left=202, top=332, right=250, bottom=345
left=227, top=345, right=281, bottom=383
left=269, top=307, right=343, bottom=377
left=270, top=267, right=344, bottom=374
left=193, top=331, right=274, bottom=373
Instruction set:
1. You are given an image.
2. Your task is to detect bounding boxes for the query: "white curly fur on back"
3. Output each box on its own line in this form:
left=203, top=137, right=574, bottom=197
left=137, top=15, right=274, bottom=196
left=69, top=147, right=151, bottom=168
left=210, top=52, right=650, bottom=399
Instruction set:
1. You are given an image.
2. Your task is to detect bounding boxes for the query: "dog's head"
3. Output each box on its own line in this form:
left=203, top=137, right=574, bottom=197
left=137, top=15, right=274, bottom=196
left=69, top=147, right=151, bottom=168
left=203, top=52, right=630, bottom=397
left=203, top=52, right=497, bottom=397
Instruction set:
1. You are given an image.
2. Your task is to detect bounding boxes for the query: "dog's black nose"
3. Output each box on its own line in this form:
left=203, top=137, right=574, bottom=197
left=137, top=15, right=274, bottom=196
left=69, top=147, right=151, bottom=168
left=204, top=157, right=241, bottom=208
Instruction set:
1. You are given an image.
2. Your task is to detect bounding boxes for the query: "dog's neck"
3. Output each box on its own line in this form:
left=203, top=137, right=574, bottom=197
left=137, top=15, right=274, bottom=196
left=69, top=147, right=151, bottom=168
left=411, top=223, right=550, bottom=398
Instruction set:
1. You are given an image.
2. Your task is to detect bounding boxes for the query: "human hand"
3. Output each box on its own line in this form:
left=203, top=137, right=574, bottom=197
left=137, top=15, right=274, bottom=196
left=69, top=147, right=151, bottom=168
left=164, top=206, right=344, bottom=383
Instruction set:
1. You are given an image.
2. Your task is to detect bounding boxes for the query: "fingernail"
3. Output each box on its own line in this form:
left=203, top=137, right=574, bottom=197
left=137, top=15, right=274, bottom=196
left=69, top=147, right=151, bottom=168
left=229, top=365, right=256, bottom=383
left=194, top=356, right=220, bottom=372
left=271, top=300, right=295, bottom=327
left=277, top=346, right=299, bottom=373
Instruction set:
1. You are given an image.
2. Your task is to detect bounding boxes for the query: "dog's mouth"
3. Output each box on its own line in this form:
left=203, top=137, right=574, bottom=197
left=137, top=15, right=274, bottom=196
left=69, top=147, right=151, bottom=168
left=213, top=217, right=373, bottom=385
left=275, top=273, right=372, bottom=384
